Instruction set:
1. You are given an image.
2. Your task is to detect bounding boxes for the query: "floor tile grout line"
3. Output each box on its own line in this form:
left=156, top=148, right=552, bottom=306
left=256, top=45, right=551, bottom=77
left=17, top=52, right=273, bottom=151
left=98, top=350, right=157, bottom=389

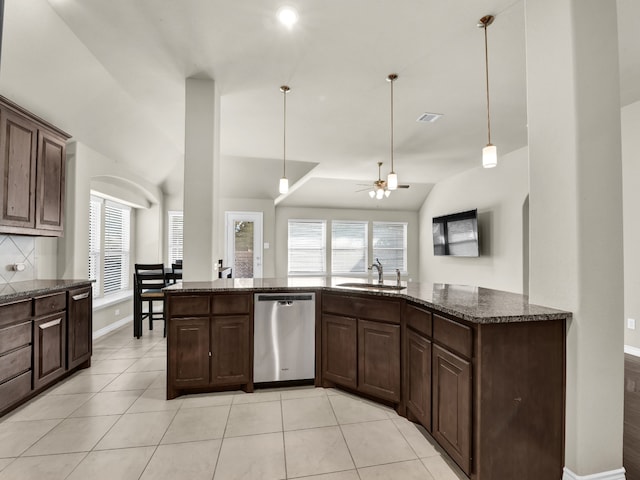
left=209, top=390, right=234, bottom=480
left=326, top=392, right=363, bottom=480
left=280, top=395, right=289, bottom=480
left=60, top=450, right=90, bottom=480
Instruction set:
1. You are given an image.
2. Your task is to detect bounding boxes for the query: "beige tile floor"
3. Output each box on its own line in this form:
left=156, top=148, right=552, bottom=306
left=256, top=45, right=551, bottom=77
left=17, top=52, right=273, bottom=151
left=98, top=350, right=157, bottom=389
left=0, top=323, right=467, bottom=480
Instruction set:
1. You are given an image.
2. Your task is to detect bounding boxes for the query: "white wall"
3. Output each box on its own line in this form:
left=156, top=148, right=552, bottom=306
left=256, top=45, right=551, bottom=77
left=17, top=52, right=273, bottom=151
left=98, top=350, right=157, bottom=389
left=418, top=147, right=529, bottom=294
left=623, top=100, right=640, bottom=349
left=275, top=206, right=419, bottom=280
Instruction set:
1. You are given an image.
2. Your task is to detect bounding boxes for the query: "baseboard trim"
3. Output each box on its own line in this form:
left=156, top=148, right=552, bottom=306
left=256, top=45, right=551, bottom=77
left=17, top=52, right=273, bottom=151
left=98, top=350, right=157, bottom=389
left=563, top=467, right=626, bottom=480
left=93, top=315, right=132, bottom=340
left=624, top=345, right=640, bottom=357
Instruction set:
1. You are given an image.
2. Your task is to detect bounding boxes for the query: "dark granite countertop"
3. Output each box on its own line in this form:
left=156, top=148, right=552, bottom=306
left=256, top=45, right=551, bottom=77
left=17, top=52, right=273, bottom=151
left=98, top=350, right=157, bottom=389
left=0, top=279, right=93, bottom=303
left=164, top=277, right=571, bottom=324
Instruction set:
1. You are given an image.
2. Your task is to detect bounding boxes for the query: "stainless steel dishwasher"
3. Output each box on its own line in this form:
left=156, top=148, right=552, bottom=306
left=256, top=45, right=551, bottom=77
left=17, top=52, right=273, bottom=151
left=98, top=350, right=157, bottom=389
left=253, top=292, right=315, bottom=383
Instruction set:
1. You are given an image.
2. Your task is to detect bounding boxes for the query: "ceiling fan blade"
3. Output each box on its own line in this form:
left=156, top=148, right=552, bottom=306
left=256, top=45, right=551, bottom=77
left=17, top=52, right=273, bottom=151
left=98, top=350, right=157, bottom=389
left=397, top=184, right=411, bottom=189
left=355, top=187, right=372, bottom=193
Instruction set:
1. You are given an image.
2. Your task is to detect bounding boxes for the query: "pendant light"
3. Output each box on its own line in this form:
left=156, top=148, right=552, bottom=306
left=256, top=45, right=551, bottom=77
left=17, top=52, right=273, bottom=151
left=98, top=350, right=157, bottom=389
left=386, top=73, right=399, bottom=189
left=279, top=85, right=290, bottom=194
left=478, top=15, right=497, bottom=168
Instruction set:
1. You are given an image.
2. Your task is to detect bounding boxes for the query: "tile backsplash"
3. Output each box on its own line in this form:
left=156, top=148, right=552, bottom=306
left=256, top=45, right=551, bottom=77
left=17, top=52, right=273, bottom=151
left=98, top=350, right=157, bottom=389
left=0, top=235, right=36, bottom=284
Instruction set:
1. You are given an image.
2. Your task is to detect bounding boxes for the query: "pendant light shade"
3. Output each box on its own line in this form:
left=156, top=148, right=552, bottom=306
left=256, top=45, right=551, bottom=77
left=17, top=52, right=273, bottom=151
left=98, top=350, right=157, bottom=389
left=478, top=15, right=497, bottom=169
left=387, top=73, right=399, bottom=189
left=279, top=85, right=290, bottom=194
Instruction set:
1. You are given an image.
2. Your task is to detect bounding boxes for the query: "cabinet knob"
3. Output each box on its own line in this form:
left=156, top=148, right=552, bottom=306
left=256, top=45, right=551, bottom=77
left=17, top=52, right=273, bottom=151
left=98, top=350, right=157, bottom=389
left=209, top=351, right=212, bottom=357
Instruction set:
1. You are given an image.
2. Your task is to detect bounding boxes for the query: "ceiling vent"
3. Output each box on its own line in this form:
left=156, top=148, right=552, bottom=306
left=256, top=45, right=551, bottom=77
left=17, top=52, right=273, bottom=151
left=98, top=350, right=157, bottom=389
left=416, top=112, right=443, bottom=123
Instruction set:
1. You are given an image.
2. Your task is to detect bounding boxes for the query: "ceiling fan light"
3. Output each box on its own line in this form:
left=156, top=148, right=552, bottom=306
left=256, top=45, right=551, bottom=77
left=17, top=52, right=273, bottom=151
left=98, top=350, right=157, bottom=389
left=369, top=190, right=375, bottom=199
left=376, top=188, right=384, bottom=200
left=384, top=190, right=391, bottom=198
left=279, top=177, right=289, bottom=194
left=387, top=172, right=398, bottom=190
left=482, top=144, right=497, bottom=168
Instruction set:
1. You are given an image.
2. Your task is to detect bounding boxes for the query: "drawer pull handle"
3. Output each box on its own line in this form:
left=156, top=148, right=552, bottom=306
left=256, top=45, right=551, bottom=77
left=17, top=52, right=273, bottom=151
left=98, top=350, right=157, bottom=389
left=72, top=292, right=90, bottom=301
left=39, top=318, right=61, bottom=329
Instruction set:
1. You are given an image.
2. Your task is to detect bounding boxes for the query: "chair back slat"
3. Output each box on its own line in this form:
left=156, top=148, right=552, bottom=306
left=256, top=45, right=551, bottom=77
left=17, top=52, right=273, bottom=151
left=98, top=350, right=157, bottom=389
left=135, top=264, right=168, bottom=290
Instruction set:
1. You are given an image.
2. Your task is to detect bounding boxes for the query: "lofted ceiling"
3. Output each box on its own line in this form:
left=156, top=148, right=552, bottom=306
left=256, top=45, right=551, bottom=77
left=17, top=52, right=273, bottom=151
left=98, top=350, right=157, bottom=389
left=0, top=0, right=637, bottom=211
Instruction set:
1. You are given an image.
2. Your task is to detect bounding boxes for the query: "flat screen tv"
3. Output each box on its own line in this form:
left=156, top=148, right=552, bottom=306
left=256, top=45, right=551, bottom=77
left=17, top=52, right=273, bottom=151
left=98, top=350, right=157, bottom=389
left=432, top=209, right=479, bottom=257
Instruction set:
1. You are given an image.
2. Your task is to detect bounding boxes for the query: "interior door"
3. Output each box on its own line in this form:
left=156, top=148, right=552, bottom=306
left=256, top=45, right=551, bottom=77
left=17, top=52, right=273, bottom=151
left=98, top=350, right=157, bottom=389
left=225, top=211, right=263, bottom=278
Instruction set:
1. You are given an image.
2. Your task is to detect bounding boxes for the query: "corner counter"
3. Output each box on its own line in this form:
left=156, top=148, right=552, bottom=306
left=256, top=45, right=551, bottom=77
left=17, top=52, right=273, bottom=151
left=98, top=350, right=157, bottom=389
left=164, top=277, right=569, bottom=480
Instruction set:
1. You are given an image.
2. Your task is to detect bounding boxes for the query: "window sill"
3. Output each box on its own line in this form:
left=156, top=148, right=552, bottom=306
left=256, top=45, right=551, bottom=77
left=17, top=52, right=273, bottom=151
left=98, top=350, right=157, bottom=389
left=93, top=290, right=133, bottom=311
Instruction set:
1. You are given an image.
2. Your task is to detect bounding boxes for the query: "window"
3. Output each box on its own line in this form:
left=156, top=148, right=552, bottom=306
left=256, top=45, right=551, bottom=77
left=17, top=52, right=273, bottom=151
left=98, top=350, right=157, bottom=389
left=89, top=195, right=131, bottom=298
left=168, top=211, right=183, bottom=264
left=331, top=221, right=368, bottom=274
left=373, top=222, right=407, bottom=272
left=288, top=220, right=326, bottom=275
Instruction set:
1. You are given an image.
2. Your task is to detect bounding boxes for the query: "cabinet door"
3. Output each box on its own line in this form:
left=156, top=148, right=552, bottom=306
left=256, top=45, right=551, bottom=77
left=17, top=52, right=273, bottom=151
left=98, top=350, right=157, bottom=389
left=67, top=287, right=92, bottom=370
left=432, top=344, right=472, bottom=474
left=211, top=316, right=250, bottom=385
left=33, top=312, right=67, bottom=389
left=168, top=318, right=210, bottom=389
left=321, top=314, right=357, bottom=390
left=35, top=129, right=66, bottom=232
left=358, top=319, right=400, bottom=402
left=406, top=328, right=432, bottom=430
left=0, top=109, right=37, bottom=228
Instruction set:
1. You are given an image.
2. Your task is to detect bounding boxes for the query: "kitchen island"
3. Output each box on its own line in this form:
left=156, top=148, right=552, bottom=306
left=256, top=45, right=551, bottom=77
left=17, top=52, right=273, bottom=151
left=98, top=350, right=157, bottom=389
left=164, top=278, right=569, bottom=480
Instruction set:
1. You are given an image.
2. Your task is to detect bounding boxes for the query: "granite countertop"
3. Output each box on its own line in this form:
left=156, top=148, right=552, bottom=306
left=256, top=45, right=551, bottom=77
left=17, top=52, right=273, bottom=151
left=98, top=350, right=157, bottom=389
left=165, top=277, right=571, bottom=324
left=0, top=279, right=93, bottom=303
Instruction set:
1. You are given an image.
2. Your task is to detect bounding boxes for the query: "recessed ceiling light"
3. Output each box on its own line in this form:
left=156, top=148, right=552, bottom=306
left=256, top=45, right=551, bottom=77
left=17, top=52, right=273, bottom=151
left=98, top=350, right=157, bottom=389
left=416, top=112, right=444, bottom=123
left=277, top=6, right=299, bottom=29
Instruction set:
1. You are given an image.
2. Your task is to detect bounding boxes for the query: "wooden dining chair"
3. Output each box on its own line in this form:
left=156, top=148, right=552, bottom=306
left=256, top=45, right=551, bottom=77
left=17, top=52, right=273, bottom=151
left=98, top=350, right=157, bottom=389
left=170, top=262, right=183, bottom=283
left=134, top=263, right=168, bottom=337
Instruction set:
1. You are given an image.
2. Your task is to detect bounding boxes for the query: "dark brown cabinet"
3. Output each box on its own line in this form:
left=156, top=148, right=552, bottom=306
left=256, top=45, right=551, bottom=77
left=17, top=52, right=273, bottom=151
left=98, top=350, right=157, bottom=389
left=67, top=287, right=92, bottom=370
left=0, top=300, right=33, bottom=414
left=321, top=292, right=401, bottom=404
left=358, top=319, right=400, bottom=402
left=405, top=328, right=432, bottom=430
left=0, top=96, right=69, bottom=236
left=321, top=313, right=357, bottom=389
left=33, top=311, right=67, bottom=390
left=432, top=343, right=472, bottom=474
left=167, top=292, right=252, bottom=399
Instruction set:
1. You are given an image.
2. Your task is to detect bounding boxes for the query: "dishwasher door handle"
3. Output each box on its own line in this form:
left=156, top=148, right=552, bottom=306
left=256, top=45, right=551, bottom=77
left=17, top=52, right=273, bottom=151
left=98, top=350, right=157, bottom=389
left=277, top=300, right=294, bottom=306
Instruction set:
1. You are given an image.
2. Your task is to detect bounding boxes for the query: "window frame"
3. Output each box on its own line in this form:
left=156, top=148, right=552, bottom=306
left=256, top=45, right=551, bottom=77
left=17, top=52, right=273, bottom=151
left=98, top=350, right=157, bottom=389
left=372, top=221, right=408, bottom=274
left=331, top=220, right=369, bottom=275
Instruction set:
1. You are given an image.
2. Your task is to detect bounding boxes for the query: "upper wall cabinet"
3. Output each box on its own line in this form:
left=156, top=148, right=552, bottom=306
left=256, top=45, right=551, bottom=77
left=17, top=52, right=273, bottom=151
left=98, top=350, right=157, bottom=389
left=0, top=96, right=70, bottom=236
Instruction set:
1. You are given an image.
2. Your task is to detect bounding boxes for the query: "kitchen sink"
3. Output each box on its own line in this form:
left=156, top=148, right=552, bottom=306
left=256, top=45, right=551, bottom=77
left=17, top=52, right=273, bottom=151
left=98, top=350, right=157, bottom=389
left=337, top=282, right=406, bottom=291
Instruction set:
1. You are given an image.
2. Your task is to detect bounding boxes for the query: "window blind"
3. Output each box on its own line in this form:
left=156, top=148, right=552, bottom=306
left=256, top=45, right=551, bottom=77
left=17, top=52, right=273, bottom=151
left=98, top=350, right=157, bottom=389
left=331, top=221, right=367, bottom=274
left=168, top=211, right=183, bottom=264
left=103, top=201, right=131, bottom=294
left=88, top=196, right=102, bottom=297
left=288, top=220, right=326, bottom=274
left=373, top=222, right=407, bottom=272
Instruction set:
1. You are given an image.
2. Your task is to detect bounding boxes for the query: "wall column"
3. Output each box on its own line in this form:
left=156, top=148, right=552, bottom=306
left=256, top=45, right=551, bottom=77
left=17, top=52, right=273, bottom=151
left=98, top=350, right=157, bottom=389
left=525, top=0, right=625, bottom=478
left=183, top=77, right=220, bottom=281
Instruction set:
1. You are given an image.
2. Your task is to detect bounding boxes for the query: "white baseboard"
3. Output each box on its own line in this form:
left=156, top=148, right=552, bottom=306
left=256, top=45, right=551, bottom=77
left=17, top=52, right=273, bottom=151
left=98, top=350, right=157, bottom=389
left=93, top=315, right=132, bottom=340
left=563, top=467, right=626, bottom=480
left=624, top=345, right=640, bottom=357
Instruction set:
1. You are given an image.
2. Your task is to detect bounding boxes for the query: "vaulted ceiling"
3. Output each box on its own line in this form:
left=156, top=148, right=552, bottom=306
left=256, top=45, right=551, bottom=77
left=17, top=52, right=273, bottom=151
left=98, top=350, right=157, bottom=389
left=1, top=0, right=637, bottom=211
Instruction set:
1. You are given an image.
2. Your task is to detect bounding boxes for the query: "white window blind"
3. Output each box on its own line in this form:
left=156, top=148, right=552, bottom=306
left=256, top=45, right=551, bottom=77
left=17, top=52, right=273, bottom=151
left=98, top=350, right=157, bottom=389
left=373, top=222, right=407, bottom=272
left=103, top=201, right=131, bottom=295
left=88, top=196, right=102, bottom=297
left=331, top=221, right=368, bottom=274
left=168, top=211, right=183, bottom=264
left=288, top=220, right=326, bottom=274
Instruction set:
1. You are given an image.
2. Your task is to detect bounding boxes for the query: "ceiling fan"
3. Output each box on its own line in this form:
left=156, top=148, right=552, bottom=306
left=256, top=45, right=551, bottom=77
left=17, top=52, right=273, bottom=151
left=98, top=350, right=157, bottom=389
left=356, top=162, right=410, bottom=200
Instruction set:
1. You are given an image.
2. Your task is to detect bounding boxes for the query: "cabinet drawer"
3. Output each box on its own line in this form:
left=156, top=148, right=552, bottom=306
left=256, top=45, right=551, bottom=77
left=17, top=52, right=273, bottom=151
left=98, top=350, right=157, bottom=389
left=433, top=314, right=473, bottom=359
left=212, top=293, right=250, bottom=315
left=0, top=300, right=31, bottom=328
left=0, top=345, right=32, bottom=383
left=323, top=293, right=400, bottom=324
left=0, top=320, right=32, bottom=355
left=0, top=371, right=32, bottom=413
left=34, top=292, right=66, bottom=316
left=169, top=295, right=210, bottom=317
left=406, top=304, right=432, bottom=337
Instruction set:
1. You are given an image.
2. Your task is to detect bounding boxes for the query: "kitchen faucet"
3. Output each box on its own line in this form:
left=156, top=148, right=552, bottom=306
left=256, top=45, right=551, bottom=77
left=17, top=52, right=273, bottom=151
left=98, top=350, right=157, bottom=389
left=369, top=258, right=383, bottom=284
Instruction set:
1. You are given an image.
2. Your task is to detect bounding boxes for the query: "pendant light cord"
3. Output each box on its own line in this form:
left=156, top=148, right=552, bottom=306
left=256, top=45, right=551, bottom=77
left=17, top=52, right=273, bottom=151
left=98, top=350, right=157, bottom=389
left=484, top=24, right=492, bottom=145
left=283, top=88, right=287, bottom=177
left=390, top=77, right=394, bottom=173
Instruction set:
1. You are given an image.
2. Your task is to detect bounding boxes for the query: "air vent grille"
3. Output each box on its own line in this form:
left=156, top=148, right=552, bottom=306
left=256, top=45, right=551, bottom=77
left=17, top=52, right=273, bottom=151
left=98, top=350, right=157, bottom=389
left=416, top=112, right=443, bottom=123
